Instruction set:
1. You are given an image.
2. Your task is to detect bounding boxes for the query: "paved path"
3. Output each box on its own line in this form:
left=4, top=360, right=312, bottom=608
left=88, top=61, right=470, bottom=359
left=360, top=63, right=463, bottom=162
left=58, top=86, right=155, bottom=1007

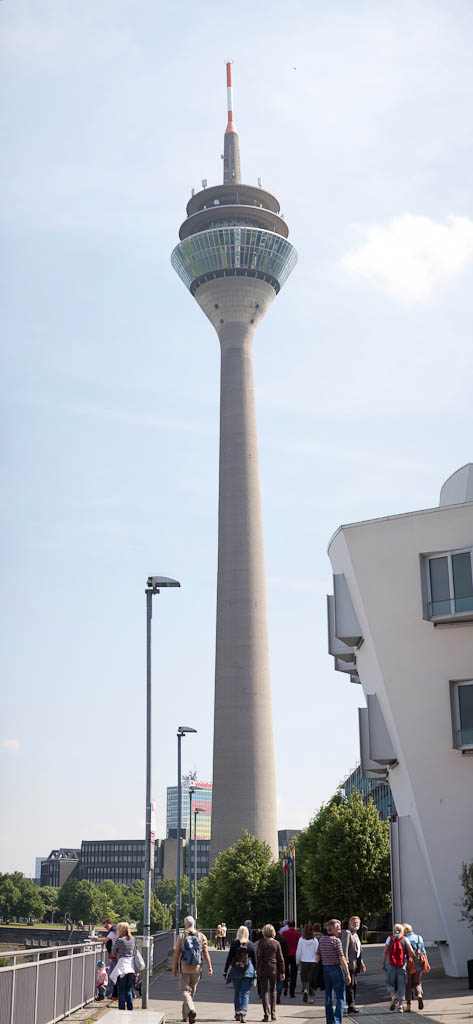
left=143, top=948, right=472, bottom=1024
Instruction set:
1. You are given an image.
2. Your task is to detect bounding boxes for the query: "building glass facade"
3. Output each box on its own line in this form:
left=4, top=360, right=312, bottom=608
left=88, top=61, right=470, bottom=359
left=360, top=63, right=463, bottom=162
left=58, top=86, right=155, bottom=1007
left=79, top=840, right=147, bottom=886
left=339, top=764, right=396, bottom=820
left=166, top=776, right=212, bottom=841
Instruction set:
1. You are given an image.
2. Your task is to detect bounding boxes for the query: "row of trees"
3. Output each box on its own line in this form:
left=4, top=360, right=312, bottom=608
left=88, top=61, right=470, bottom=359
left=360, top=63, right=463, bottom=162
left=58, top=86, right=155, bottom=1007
left=0, top=873, right=173, bottom=932
left=197, top=792, right=391, bottom=928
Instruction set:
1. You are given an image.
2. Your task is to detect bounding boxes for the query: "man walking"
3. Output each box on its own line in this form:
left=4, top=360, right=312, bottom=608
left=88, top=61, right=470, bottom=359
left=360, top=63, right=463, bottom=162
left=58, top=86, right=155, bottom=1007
left=282, top=920, right=301, bottom=997
left=315, top=919, right=351, bottom=1024
left=173, top=915, right=213, bottom=1023
left=340, top=916, right=366, bottom=1013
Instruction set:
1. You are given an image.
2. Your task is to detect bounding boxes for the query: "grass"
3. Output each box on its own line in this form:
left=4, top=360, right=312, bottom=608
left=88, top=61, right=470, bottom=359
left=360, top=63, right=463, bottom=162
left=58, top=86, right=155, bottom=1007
left=0, top=922, right=67, bottom=929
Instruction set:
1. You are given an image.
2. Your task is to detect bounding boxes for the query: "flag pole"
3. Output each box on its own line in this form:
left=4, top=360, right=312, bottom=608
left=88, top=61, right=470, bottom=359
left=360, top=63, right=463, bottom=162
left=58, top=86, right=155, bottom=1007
left=293, top=846, right=297, bottom=929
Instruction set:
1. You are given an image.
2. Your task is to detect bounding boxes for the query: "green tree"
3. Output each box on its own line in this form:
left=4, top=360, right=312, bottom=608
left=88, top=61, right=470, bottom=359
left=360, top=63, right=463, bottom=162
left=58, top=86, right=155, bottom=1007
left=16, top=877, right=45, bottom=921
left=0, top=873, right=44, bottom=922
left=97, top=881, right=130, bottom=921
left=57, top=878, right=80, bottom=919
left=297, top=791, right=391, bottom=923
left=39, top=887, right=59, bottom=923
left=136, top=893, right=172, bottom=933
left=459, top=861, right=473, bottom=932
left=0, top=877, right=22, bottom=920
left=126, top=880, right=145, bottom=922
left=57, top=878, right=101, bottom=924
left=197, top=831, right=283, bottom=930
left=154, top=876, right=175, bottom=909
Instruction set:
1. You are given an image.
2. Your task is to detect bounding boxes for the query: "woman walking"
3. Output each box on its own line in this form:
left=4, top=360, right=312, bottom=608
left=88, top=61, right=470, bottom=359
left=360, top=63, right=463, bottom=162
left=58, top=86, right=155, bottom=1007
left=110, top=921, right=136, bottom=1012
left=223, top=924, right=257, bottom=1022
left=296, top=924, right=319, bottom=1003
left=403, top=924, right=429, bottom=1012
left=257, top=924, right=285, bottom=1022
left=381, top=923, right=414, bottom=1012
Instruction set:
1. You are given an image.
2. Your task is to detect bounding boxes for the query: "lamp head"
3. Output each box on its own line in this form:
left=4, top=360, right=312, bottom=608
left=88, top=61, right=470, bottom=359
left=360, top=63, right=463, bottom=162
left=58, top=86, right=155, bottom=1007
left=178, top=726, right=198, bottom=736
left=147, top=575, right=181, bottom=591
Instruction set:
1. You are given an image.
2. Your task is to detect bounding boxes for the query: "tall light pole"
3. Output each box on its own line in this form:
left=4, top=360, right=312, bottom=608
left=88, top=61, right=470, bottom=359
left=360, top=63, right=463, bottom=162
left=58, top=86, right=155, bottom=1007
left=176, top=726, right=197, bottom=941
left=143, top=575, right=180, bottom=1009
left=188, top=786, right=195, bottom=919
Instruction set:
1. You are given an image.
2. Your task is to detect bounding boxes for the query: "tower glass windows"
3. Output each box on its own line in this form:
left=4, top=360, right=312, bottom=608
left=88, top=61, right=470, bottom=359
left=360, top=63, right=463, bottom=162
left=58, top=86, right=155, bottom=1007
left=172, top=227, right=297, bottom=294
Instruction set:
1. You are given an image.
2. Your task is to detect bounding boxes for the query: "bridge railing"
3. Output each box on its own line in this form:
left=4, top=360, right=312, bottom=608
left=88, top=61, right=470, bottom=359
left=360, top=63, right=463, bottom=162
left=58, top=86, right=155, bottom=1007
left=0, top=930, right=174, bottom=1024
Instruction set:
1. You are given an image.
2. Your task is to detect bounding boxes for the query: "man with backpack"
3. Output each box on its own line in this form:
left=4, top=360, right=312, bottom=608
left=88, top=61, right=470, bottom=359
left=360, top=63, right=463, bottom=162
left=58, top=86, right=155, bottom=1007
left=381, top=924, right=414, bottom=1012
left=173, top=915, right=213, bottom=1023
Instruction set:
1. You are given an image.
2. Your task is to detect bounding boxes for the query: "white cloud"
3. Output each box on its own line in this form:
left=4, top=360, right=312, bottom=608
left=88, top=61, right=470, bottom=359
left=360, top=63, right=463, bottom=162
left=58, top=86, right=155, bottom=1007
left=3, top=739, right=20, bottom=753
left=341, top=214, right=473, bottom=301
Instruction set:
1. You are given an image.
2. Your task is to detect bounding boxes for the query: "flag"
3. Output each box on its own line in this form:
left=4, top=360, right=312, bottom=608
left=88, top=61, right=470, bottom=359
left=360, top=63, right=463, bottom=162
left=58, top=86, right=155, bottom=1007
left=289, top=845, right=295, bottom=870
left=282, top=851, right=288, bottom=874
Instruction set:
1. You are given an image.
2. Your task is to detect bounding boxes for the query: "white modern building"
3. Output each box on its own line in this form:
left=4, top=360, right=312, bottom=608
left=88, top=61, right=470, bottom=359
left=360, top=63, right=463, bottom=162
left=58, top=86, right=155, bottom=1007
left=327, top=464, right=473, bottom=977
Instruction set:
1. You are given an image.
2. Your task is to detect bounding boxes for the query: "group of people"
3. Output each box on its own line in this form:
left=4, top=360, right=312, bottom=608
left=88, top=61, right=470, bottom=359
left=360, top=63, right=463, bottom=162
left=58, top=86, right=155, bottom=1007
left=216, top=922, right=228, bottom=949
left=381, top=923, right=429, bottom=1014
left=96, top=917, right=143, bottom=1011
left=94, top=912, right=429, bottom=1019
left=172, top=915, right=429, bottom=1024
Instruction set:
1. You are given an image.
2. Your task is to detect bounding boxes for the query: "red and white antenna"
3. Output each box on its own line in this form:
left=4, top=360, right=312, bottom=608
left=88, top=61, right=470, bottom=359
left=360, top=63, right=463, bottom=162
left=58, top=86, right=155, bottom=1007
left=225, top=59, right=235, bottom=134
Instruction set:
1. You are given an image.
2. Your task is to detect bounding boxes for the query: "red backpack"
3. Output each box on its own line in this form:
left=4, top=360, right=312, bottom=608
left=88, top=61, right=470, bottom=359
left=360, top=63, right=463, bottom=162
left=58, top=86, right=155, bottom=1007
left=388, top=935, right=405, bottom=967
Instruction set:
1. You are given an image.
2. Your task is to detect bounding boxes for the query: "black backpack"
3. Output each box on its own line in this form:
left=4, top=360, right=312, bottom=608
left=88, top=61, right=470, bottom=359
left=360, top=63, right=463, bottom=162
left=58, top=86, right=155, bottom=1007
left=232, top=943, right=249, bottom=973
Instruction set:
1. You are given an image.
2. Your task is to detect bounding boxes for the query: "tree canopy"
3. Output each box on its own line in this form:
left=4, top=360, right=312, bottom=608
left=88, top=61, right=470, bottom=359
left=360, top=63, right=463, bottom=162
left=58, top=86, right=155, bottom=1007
left=0, top=873, right=45, bottom=921
left=197, top=831, right=283, bottom=929
left=296, top=791, right=391, bottom=923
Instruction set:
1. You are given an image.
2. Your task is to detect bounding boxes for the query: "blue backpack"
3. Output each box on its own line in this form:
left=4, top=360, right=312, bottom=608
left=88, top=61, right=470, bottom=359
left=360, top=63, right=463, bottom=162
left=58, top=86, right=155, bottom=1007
left=182, top=933, right=202, bottom=967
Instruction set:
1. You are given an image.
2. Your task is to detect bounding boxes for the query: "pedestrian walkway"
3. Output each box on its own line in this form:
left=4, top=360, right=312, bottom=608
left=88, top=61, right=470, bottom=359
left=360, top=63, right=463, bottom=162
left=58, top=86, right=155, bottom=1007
left=138, top=948, right=472, bottom=1024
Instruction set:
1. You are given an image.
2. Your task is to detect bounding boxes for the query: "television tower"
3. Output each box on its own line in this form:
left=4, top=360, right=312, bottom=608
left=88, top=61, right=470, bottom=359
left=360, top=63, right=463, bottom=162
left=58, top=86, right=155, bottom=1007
left=172, top=63, right=297, bottom=862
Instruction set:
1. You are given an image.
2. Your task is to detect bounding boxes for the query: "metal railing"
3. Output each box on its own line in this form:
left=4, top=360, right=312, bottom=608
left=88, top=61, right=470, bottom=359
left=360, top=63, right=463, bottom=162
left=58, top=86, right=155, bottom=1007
left=0, top=940, right=105, bottom=1024
left=0, top=930, right=174, bottom=1024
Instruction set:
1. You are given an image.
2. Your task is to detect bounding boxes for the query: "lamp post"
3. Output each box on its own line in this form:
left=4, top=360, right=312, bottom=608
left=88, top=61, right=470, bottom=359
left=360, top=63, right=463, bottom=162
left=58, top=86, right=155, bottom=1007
left=176, top=727, right=197, bottom=941
left=193, top=806, right=198, bottom=920
left=142, top=575, right=180, bottom=1009
left=188, top=787, right=195, bottom=919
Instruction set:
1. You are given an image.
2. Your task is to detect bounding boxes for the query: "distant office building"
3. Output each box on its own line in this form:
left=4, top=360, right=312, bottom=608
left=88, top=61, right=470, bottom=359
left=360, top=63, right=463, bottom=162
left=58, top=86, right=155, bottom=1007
left=40, top=849, right=80, bottom=887
left=338, top=764, right=396, bottom=821
left=166, top=775, right=212, bottom=841
left=185, top=839, right=211, bottom=881
left=80, top=840, right=147, bottom=886
left=34, top=856, right=47, bottom=886
left=278, top=830, right=301, bottom=853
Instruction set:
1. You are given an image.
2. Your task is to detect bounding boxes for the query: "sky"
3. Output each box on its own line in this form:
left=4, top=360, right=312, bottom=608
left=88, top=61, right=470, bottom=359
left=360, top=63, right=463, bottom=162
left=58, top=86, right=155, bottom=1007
left=1, top=0, right=472, bottom=877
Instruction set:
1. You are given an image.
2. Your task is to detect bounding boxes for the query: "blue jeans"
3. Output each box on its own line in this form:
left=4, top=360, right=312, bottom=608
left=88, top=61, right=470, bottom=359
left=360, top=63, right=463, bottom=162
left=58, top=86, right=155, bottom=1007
left=323, top=964, right=345, bottom=1024
left=118, top=972, right=135, bottom=1010
left=385, top=965, right=407, bottom=1001
left=232, top=975, right=253, bottom=1014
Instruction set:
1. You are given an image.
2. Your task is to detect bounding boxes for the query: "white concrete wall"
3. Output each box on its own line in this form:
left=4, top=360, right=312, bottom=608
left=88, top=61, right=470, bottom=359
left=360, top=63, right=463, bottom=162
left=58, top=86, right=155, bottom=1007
left=328, top=500, right=473, bottom=976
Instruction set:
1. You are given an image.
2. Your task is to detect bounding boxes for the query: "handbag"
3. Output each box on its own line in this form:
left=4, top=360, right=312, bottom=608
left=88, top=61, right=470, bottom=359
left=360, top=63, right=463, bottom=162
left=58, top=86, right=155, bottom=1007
left=134, top=948, right=146, bottom=972
left=420, top=953, right=430, bottom=973
left=310, top=961, right=324, bottom=991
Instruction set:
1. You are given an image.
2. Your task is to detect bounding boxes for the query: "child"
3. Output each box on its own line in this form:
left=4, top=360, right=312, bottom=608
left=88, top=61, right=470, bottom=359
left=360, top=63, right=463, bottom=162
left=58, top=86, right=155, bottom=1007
left=96, top=960, right=108, bottom=1000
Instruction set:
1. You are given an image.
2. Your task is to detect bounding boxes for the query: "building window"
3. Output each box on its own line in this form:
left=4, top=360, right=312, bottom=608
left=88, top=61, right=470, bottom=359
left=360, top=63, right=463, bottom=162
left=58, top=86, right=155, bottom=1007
left=451, top=680, right=473, bottom=751
left=424, top=548, right=473, bottom=620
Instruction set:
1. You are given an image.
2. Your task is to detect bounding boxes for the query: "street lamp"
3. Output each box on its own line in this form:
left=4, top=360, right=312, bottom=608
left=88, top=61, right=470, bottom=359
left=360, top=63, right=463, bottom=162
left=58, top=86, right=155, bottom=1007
left=188, top=787, right=195, bottom=919
left=142, top=574, right=180, bottom=1009
left=176, top=726, right=197, bottom=941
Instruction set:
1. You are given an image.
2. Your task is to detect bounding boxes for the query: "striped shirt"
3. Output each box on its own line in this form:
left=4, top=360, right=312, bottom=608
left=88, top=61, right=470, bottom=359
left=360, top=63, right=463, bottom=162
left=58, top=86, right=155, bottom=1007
left=317, top=935, right=343, bottom=965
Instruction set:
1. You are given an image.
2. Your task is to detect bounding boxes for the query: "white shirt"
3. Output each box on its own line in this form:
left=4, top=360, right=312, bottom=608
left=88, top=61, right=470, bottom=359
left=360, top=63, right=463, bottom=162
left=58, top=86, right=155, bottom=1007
left=351, top=931, right=361, bottom=957
left=295, top=937, right=319, bottom=964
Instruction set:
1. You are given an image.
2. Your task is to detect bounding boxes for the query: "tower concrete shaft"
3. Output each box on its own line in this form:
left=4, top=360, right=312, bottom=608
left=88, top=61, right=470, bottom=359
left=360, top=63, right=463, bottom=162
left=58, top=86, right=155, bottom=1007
left=171, top=65, right=297, bottom=863
left=197, top=278, right=278, bottom=860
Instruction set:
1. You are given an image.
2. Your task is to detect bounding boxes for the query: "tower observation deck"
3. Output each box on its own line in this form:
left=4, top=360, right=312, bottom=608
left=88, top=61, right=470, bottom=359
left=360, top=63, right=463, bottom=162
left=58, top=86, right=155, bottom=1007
left=172, top=64, right=297, bottom=863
